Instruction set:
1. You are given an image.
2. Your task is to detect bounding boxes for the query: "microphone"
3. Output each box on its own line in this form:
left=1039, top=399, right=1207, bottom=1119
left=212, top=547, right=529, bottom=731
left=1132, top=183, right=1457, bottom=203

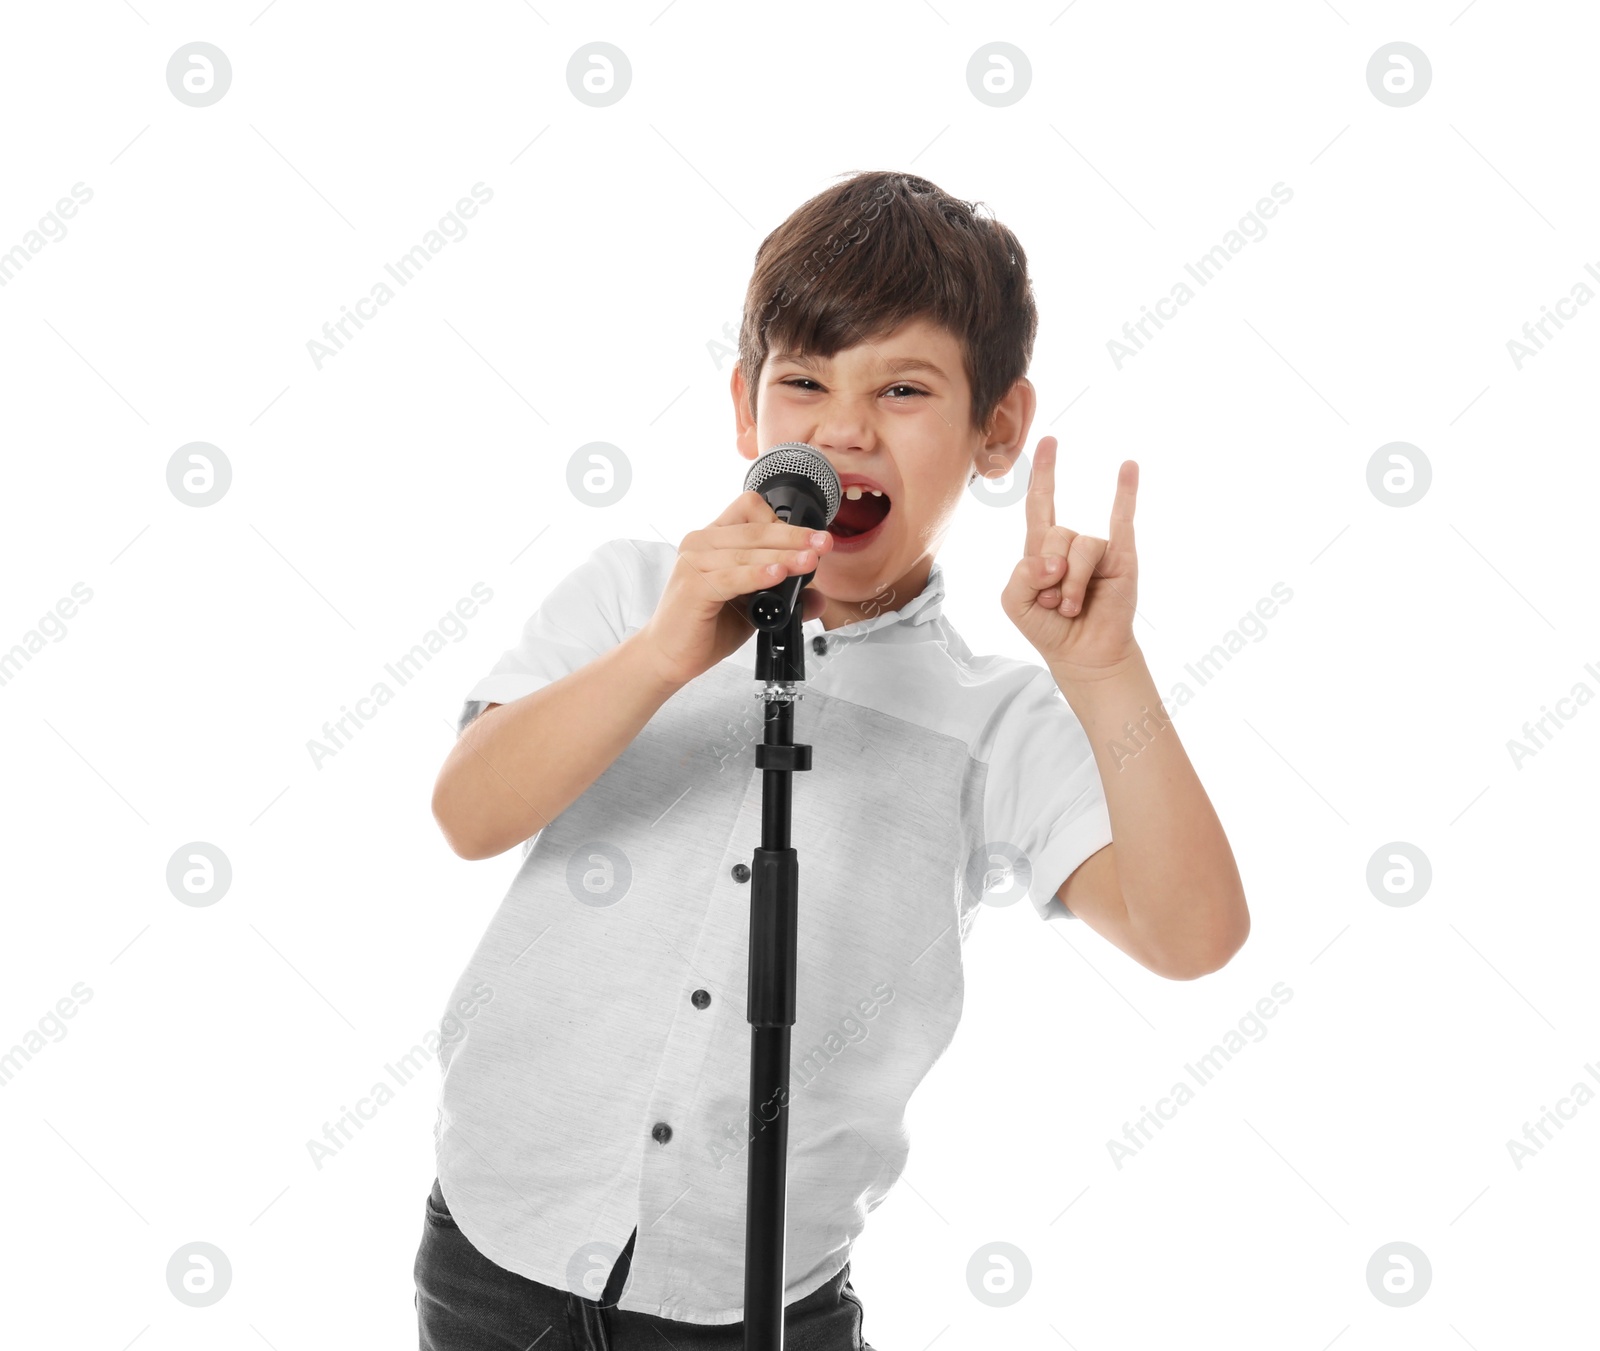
left=741, top=442, right=841, bottom=631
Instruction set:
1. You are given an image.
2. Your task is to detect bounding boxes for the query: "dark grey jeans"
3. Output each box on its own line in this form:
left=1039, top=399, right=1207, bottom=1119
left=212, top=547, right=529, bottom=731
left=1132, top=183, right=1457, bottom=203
left=414, top=1178, right=876, bottom=1350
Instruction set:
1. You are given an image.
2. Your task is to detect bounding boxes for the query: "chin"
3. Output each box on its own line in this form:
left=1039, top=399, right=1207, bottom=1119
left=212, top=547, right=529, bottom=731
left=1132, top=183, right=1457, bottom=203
left=814, top=570, right=892, bottom=605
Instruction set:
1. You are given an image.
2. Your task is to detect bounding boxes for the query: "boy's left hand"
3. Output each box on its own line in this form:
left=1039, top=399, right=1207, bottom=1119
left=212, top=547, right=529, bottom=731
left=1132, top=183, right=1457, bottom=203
left=1000, top=436, right=1141, bottom=684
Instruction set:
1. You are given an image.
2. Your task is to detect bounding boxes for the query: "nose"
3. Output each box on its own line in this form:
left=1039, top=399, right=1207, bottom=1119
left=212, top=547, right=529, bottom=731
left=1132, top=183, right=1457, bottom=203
left=810, top=425, right=871, bottom=457
left=808, top=404, right=874, bottom=457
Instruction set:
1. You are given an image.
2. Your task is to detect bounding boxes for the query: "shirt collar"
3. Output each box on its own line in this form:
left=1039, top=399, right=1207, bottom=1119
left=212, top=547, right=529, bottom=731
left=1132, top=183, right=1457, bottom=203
left=801, top=557, right=946, bottom=642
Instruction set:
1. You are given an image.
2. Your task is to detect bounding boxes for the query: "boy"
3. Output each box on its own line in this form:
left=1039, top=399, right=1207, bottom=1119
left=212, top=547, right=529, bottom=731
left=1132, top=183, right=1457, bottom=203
left=416, top=170, right=1248, bottom=1350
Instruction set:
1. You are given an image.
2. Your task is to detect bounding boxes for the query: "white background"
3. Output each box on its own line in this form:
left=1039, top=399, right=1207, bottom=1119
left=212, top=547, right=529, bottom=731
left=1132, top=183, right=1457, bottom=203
left=2, top=1, right=1595, bottom=1347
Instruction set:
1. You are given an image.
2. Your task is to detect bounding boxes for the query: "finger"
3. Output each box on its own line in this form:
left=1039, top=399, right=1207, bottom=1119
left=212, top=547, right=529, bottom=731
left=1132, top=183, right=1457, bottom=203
left=705, top=553, right=819, bottom=599
left=694, top=520, right=834, bottom=553
left=1041, top=523, right=1074, bottom=566
left=1033, top=523, right=1074, bottom=607
left=1004, top=552, right=1065, bottom=618
left=1031, top=550, right=1066, bottom=607
left=716, top=489, right=778, bottom=526
left=1016, top=542, right=1074, bottom=610
left=1023, top=436, right=1057, bottom=559
left=700, top=546, right=823, bottom=573
left=1057, top=534, right=1108, bottom=615
left=1107, top=460, right=1138, bottom=555
left=688, top=536, right=824, bottom=576
left=801, top=587, right=827, bottom=622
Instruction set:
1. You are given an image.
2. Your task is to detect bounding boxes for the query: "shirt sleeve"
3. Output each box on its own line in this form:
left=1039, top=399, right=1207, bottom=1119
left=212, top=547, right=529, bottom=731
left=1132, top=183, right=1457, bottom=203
left=456, top=537, right=640, bottom=738
left=980, top=664, right=1113, bottom=922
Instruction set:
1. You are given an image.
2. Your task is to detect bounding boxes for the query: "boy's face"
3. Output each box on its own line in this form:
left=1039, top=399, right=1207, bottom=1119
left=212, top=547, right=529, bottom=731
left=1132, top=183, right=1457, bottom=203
left=731, top=315, right=1035, bottom=629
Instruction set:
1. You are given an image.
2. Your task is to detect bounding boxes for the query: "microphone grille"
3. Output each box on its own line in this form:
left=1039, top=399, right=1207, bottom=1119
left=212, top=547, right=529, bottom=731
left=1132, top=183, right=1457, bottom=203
left=742, top=442, right=842, bottom=524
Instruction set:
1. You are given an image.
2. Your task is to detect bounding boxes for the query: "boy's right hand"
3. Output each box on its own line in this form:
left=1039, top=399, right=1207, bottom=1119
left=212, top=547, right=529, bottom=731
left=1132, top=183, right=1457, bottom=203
left=637, top=490, right=834, bottom=689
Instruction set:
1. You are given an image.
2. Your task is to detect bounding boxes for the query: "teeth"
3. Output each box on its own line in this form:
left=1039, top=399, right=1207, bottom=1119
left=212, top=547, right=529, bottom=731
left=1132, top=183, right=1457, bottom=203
left=843, top=486, right=884, bottom=500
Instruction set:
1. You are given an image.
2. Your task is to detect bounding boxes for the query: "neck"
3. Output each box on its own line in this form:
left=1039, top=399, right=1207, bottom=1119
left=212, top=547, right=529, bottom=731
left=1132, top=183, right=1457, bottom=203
left=816, top=555, right=934, bottom=631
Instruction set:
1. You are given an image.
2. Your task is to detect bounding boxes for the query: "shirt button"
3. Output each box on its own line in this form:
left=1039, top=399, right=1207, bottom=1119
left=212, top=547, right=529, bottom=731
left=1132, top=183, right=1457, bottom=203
left=731, top=863, right=751, bottom=883
left=652, top=1122, right=673, bottom=1145
left=691, top=988, right=711, bottom=1009
left=811, top=635, right=828, bottom=655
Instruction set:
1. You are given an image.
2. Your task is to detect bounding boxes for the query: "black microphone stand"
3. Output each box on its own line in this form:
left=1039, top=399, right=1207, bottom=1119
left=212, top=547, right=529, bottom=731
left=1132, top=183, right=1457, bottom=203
left=742, top=601, right=810, bottom=1350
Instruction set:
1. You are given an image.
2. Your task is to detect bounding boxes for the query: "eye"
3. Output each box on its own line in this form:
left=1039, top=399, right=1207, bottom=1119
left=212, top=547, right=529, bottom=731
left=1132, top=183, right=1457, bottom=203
left=777, top=377, right=927, bottom=399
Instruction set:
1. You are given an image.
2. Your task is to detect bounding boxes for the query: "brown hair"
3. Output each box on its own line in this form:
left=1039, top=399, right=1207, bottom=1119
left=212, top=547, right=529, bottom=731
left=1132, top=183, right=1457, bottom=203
left=737, top=170, right=1037, bottom=452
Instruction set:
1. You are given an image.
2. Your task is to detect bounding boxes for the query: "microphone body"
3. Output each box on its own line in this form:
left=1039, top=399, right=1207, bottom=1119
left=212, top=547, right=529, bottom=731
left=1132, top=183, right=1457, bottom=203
left=741, top=444, right=841, bottom=631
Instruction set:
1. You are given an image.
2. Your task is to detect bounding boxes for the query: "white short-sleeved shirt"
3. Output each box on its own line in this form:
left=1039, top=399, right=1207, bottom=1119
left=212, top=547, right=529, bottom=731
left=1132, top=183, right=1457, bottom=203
left=431, top=537, right=1112, bottom=1323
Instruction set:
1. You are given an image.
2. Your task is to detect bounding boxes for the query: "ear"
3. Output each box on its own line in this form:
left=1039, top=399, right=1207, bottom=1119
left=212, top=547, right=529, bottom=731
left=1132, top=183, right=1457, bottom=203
left=731, top=365, right=759, bottom=462
left=971, top=375, right=1036, bottom=482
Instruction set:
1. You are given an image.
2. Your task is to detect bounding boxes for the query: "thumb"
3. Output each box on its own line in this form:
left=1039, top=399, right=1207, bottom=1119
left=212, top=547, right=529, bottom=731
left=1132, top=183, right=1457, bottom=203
left=801, top=586, right=827, bottom=622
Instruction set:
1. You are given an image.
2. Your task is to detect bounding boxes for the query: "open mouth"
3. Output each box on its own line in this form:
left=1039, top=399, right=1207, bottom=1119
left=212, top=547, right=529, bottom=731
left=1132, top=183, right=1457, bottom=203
left=828, top=488, right=891, bottom=543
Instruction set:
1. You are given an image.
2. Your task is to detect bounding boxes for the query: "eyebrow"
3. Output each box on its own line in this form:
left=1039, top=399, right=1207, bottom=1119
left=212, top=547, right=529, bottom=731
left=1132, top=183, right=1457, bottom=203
left=772, top=351, right=948, bottom=380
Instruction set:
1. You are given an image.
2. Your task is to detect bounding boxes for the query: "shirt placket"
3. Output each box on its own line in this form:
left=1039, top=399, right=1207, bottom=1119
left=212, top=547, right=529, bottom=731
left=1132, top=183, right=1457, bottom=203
left=625, top=741, right=773, bottom=1316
